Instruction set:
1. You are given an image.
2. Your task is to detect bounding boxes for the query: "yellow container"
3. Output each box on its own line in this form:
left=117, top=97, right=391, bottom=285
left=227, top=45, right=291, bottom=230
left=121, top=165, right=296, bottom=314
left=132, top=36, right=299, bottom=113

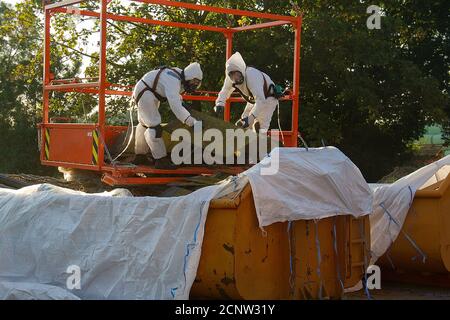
left=190, top=184, right=370, bottom=299
left=379, top=174, right=450, bottom=284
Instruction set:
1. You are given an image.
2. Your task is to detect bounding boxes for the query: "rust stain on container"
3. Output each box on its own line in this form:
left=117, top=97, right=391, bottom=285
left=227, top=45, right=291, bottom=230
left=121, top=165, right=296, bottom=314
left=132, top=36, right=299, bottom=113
left=223, top=243, right=234, bottom=255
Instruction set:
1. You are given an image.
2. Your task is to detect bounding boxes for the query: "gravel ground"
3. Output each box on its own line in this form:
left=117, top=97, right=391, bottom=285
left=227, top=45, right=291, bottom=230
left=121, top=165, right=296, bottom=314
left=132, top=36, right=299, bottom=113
left=344, top=281, right=450, bottom=300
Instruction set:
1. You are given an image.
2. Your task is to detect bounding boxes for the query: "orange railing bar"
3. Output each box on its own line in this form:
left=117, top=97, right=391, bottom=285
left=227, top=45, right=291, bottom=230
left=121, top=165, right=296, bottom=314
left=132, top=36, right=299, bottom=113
left=44, top=0, right=86, bottom=10
left=133, top=0, right=298, bottom=22
left=51, top=7, right=231, bottom=33
left=45, top=82, right=100, bottom=90
left=110, top=12, right=230, bottom=33
left=42, top=0, right=301, bottom=172
left=232, top=20, right=292, bottom=32
left=46, top=0, right=297, bottom=23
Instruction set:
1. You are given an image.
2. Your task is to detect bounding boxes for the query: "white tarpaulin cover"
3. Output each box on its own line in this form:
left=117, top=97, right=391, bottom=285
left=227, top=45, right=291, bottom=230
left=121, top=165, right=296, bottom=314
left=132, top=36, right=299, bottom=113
left=243, top=147, right=373, bottom=227
left=0, top=183, right=222, bottom=300
left=370, top=155, right=450, bottom=264
left=0, top=281, right=80, bottom=300
left=0, top=147, right=374, bottom=300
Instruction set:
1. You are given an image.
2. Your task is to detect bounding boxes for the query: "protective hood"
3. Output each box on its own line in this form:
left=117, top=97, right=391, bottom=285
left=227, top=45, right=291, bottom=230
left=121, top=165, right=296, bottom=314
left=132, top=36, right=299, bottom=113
left=184, top=62, right=203, bottom=81
left=225, top=52, right=246, bottom=77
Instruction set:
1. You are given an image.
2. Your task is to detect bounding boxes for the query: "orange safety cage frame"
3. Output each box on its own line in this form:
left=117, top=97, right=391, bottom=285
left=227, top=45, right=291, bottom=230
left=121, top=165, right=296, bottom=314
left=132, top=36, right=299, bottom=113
left=40, top=0, right=302, bottom=186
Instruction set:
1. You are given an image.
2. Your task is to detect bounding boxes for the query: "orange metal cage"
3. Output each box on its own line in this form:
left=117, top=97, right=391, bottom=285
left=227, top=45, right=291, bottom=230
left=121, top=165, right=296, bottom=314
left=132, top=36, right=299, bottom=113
left=40, top=0, right=302, bottom=185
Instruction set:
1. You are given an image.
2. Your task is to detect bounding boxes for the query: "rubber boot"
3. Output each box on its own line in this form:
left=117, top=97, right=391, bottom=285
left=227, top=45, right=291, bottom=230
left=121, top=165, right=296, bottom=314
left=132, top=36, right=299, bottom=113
left=154, top=156, right=178, bottom=170
left=133, top=154, right=155, bottom=166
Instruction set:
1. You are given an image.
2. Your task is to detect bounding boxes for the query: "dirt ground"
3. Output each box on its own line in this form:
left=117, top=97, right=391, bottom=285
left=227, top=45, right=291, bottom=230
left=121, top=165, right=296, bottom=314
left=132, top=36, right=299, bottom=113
left=344, top=281, right=450, bottom=300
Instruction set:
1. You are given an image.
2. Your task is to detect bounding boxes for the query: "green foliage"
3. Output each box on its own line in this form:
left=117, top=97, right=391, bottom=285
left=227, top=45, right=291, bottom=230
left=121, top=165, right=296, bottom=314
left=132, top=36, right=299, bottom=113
left=295, top=0, right=448, bottom=180
left=0, top=0, right=448, bottom=181
left=0, top=0, right=53, bottom=174
left=0, top=0, right=84, bottom=174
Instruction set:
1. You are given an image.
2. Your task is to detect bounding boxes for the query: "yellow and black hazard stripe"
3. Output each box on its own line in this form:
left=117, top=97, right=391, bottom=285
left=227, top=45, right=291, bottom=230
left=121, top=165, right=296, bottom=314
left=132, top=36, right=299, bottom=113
left=92, top=129, right=99, bottom=165
left=44, top=128, right=50, bottom=160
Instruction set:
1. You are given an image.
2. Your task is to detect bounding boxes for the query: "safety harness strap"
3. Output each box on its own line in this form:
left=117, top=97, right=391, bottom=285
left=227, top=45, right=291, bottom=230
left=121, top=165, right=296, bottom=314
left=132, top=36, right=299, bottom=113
left=232, top=69, right=282, bottom=104
left=232, top=83, right=255, bottom=104
left=135, top=67, right=183, bottom=105
left=137, top=78, right=166, bottom=104
left=262, top=74, right=270, bottom=99
left=262, top=72, right=285, bottom=99
left=138, top=123, right=163, bottom=138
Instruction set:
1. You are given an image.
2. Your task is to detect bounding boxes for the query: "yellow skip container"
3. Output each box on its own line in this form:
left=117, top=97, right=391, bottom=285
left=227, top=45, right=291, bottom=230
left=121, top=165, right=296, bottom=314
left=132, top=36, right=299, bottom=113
left=190, top=184, right=370, bottom=299
left=379, top=173, right=450, bottom=285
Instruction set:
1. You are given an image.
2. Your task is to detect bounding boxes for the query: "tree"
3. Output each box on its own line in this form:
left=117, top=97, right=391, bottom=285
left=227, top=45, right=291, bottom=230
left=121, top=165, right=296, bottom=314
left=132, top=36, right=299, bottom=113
left=294, top=0, right=447, bottom=180
left=0, top=0, right=48, bottom=173
left=0, top=0, right=447, bottom=181
left=0, top=0, right=81, bottom=174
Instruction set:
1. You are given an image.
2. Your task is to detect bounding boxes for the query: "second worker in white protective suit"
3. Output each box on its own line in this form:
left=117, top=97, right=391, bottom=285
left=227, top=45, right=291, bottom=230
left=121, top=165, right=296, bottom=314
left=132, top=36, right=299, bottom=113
left=132, top=62, right=203, bottom=169
left=214, top=52, right=279, bottom=133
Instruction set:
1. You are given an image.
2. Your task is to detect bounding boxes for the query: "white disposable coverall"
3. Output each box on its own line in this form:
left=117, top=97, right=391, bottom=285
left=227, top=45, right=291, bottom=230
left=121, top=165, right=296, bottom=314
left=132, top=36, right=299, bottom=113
left=133, top=63, right=202, bottom=159
left=215, top=52, right=278, bottom=132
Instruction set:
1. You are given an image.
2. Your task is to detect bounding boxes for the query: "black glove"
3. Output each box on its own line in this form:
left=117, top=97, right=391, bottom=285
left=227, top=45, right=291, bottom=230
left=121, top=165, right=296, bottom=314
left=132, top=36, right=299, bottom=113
left=214, top=105, right=224, bottom=118
left=235, top=117, right=250, bottom=129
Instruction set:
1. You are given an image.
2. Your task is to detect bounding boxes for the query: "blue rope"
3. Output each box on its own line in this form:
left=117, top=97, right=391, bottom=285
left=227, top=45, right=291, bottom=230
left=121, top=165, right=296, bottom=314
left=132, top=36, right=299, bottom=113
left=379, top=202, right=427, bottom=263
left=287, top=221, right=295, bottom=296
left=180, top=200, right=206, bottom=298
left=385, top=250, right=396, bottom=270
left=357, top=220, right=372, bottom=300
left=408, top=185, right=414, bottom=207
left=332, top=217, right=344, bottom=291
left=384, top=188, right=415, bottom=272
left=305, top=221, right=312, bottom=284
left=230, top=176, right=238, bottom=191
left=314, top=220, right=323, bottom=300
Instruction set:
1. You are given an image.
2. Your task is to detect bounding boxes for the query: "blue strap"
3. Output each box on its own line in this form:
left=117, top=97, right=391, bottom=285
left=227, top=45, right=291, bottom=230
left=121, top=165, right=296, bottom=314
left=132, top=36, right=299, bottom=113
left=179, top=200, right=206, bottom=298
left=332, top=217, right=345, bottom=291
left=314, top=220, right=323, bottom=300
left=305, top=221, right=312, bottom=283
left=408, top=185, right=414, bottom=207
left=357, top=220, right=372, bottom=300
left=379, top=202, right=427, bottom=263
left=385, top=250, right=396, bottom=270
left=229, top=176, right=238, bottom=191
left=167, top=70, right=181, bottom=80
left=287, top=221, right=295, bottom=295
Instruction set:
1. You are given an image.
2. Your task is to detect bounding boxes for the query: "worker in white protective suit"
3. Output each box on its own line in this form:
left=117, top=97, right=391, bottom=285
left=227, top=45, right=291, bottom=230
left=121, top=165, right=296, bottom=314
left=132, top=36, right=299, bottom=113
left=132, top=62, right=203, bottom=169
left=214, top=52, right=279, bottom=133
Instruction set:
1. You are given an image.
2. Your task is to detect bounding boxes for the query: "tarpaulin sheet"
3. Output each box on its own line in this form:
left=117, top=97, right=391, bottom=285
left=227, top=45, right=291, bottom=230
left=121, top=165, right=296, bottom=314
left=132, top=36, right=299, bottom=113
left=0, top=147, right=374, bottom=299
left=243, top=147, right=373, bottom=227
left=370, top=155, right=450, bottom=263
left=0, top=183, right=222, bottom=299
left=0, top=281, right=80, bottom=300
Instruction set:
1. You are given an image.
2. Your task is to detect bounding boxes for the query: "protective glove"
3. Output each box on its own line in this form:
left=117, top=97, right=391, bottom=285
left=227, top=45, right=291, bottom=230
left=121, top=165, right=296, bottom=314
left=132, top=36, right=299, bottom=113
left=235, top=117, right=249, bottom=128
left=235, top=114, right=255, bottom=129
left=184, top=115, right=198, bottom=127
left=214, top=105, right=224, bottom=116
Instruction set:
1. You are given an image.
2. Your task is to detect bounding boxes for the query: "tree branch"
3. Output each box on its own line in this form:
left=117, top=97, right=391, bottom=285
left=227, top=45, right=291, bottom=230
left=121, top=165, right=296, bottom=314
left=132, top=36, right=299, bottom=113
left=107, top=20, right=130, bottom=36
left=53, top=41, right=127, bottom=69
